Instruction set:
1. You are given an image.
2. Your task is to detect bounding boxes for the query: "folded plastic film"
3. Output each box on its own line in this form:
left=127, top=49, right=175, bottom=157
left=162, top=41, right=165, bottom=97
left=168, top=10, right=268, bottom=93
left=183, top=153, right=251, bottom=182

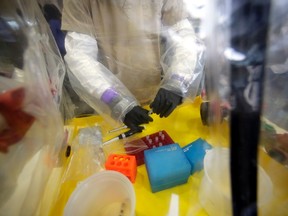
left=23, top=0, right=65, bottom=108
left=200, top=1, right=287, bottom=216
left=100, top=130, right=148, bottom=157
left=262, top=0, right=288, bottom=130
left=60, top=125, right=105, bottom=182
left=49, top=125, right=105, bottom=215
left=124, top=139, right=149, bottom=155
left=260, top=0, right=288, bottom=167
left=160, top=19, right=206, bottom=99
left=0, top=0, right=64, bottom=215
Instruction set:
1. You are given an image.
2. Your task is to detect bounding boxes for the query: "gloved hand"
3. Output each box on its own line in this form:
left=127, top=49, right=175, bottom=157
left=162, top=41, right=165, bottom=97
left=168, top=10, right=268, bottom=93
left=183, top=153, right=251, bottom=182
left=150, top=88, right=182, bottom=118
left=123, top=106, right=153, bottom=130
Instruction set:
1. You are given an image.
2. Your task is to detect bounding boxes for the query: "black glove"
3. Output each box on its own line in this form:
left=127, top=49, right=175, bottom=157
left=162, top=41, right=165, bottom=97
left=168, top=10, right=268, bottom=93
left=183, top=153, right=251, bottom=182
left=150, top=88, right=182, bottom=118
left=123, top=106, right=153, bottom=130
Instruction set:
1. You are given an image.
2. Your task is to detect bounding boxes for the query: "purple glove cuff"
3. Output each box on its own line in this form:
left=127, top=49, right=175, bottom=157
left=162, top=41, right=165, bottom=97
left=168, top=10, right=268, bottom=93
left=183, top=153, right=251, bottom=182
left=171, top=74, right=185, bottom=82
left=101, top=88, right=119, bottom=104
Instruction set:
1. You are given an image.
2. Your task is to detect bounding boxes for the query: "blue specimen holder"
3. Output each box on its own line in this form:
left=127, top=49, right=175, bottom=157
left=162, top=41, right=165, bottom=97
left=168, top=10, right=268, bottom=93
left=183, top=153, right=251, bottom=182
left=144, top=143, right=191, bottom=193
left=182, top=138, right=212, bottom=174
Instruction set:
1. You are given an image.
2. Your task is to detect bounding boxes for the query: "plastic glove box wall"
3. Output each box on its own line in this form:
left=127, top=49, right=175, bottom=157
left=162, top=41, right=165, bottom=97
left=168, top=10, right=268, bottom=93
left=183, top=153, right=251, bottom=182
left=144, top=143, right=191, bottom=193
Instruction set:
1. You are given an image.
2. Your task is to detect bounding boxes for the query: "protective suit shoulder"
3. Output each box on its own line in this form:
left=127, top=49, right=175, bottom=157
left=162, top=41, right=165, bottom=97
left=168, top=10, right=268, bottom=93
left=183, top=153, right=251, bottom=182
left=62, top=0, right=94, bottom=36
left=161, top=0, right=189, bottom=26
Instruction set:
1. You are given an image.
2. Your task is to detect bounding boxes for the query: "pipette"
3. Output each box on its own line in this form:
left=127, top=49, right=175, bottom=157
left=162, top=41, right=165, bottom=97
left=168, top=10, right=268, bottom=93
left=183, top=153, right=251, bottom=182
left=103, top=128, right=143, bottom=146
left=108, top=125, right=128, bottom=133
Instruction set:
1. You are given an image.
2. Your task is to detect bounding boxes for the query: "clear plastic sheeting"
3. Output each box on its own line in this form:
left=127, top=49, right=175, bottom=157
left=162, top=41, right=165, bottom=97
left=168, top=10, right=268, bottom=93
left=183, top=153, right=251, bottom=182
left=183, top=0, right=207, bottom=37
left=22, top=0, right=65, bottom=107
left=0, top=0, right=64, bottom=215
left=62, top=0, right=205, bottom=126
left=59, top=126, right=105, bottom=182
left=261, top=0, right=288, bottom=168
left=201, top=0, right=288, bottom=215
left=49, top=125, right=105, bottom=216
left=64, top=31, right=139, bottom=125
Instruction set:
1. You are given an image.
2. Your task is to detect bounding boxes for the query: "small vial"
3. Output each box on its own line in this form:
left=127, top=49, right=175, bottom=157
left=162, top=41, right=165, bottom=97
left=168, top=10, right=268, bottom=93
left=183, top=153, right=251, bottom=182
left=158, top=131, right=163, bottom=136
left=146, top=135, right=150, bottom=140
left=159, top=142, right=163, bottom=147
left=161, top=134, right=165, bottom=140
left=148, top=139, right=153, bottom=145
left=153, top=145, right=156, bottom=148
left=155, top=136, right=159, bottom=142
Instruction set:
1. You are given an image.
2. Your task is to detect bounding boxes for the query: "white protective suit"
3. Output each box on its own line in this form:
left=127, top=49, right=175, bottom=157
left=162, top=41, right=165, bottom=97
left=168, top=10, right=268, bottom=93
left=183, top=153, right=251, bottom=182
left=62, top=0, right=205, bottom=124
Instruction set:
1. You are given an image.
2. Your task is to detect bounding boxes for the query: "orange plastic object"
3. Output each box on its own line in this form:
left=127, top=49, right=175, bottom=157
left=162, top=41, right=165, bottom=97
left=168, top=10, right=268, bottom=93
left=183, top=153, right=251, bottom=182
left=0, top=88, right=35, bottom=153
left=105, top=154, right=137, bottom=183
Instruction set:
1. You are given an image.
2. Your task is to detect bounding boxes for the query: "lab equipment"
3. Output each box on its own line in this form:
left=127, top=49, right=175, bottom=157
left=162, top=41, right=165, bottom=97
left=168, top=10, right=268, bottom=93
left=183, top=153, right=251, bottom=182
left=102, top=127, right=143, bottom=146
left=144, top=143, right=191, bottom=193
left=182, top=138, right=212, bottom=174
left=63, top=125, right=104, bottom=176
left=108, top=125, right=128, bottom=133
left=78, top=125, right=105, bottom=167
left=125, top=130, right=175, bottom=166
left=200, top=101, right=229, bottom=126
left=105, top=154, right=137, bottom=183
left=64, top=171, right=136, bottom=216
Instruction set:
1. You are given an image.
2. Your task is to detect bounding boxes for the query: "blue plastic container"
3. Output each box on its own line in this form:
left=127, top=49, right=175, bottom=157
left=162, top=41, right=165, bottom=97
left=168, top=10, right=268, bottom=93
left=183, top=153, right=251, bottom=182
left=144, top=143, right=191, bottom=193
left=182, top=138, right=212, bottom=174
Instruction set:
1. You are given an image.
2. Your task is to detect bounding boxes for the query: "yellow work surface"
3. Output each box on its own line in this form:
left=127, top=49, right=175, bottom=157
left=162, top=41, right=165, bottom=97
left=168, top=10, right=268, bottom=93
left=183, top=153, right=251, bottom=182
left=39, top=97, right=288, bottom=216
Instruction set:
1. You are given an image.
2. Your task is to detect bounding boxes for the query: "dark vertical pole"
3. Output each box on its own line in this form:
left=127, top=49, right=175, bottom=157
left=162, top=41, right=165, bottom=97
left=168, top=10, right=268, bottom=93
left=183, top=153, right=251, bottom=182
left=229, top=1, right=271, bottom=216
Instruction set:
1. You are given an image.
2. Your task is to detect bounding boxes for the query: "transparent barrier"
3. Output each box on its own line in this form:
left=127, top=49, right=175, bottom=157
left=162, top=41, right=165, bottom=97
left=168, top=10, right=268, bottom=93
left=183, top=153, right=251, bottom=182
left=1, top=0, right=288, bottom=216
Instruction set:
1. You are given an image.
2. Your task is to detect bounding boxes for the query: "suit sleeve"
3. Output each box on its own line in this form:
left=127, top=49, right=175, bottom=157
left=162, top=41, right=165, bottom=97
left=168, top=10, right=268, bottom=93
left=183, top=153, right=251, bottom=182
left=160, top=0, right=205, bottom=99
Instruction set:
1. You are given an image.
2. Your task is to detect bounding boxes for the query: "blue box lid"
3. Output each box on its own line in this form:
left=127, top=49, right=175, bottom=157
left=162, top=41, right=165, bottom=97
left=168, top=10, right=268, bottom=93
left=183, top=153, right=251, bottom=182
left=182, top=138, right=212, bottom=174
left=144, top=143, right=191, bottom=192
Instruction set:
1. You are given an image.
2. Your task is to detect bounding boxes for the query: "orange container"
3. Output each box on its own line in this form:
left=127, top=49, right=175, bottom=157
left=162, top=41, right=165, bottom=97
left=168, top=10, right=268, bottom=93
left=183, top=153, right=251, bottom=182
left=105, top=154, right=137, bottom=183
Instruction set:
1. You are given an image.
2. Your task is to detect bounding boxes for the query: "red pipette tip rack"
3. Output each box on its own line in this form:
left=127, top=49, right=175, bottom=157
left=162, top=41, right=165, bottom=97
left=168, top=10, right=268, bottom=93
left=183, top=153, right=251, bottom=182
left=124, top=130, right=174, bottom=166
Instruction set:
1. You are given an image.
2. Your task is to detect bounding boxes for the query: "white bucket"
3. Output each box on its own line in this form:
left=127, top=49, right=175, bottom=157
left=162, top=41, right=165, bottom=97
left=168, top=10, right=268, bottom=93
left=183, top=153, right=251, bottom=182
left=64, top=170, right=136, bottom=216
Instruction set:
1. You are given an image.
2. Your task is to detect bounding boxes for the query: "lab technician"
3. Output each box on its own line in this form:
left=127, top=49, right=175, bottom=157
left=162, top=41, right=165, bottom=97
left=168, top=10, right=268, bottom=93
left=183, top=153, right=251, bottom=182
left=62, top=0, right=205, bottom=129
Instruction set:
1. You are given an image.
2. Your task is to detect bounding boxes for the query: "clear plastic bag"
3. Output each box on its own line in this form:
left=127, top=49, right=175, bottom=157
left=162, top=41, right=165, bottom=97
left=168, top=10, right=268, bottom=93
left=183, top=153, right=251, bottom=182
left=0, top=0, right=65, bottom=215
left=200, top=0, right=288, bottom=215
left=260, top=0, right=288, bottom=167
left=49, top=125, right=105, bottom=215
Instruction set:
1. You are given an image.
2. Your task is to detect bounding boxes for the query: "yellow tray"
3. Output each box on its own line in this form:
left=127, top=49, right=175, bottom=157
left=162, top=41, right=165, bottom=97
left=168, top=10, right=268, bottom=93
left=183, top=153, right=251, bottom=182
left=40, top=97, right=288, bottom=216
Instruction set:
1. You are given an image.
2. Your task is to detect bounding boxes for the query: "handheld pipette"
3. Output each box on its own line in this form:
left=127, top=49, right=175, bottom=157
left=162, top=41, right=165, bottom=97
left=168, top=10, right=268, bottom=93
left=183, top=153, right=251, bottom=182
left=103, top=128, right=143, bottom=146
left=108, top=125, right=128, bottom=133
